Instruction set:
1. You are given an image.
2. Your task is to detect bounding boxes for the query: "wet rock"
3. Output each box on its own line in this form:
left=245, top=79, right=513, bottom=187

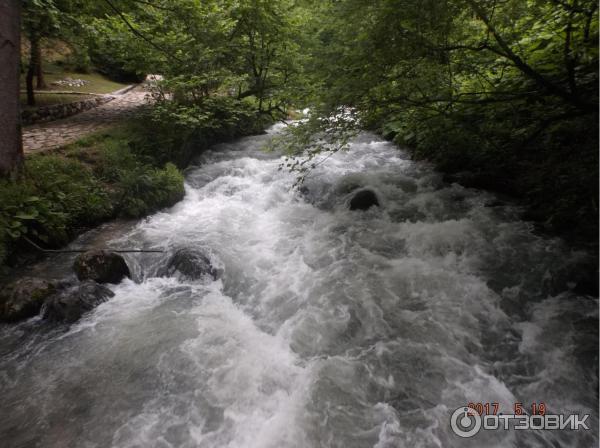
left=0, top=277, right=57, bottom=322
left=42, top=281, right=115, bottom=323
left=74, top=250, right=131, bottom=284
left=298, top=185, right=310, bottom=196
left=160, top=248, right=216, bottom=281
left=349, top=189, right=380, bottom=211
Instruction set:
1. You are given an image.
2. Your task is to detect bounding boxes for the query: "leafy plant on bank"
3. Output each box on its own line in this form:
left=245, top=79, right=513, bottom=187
left=0, top=134, right=186, bottom=269
left=0, top=155, right=112, bottom=267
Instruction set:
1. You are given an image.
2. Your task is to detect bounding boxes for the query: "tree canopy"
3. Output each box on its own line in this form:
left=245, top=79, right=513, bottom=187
left=3, top=0, right=599, bottom=239
left=278, top=0, right=599, bottom=238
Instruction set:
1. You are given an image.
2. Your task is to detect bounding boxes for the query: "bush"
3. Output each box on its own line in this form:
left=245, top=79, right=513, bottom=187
left=115, top=163, right=185, bottom=218
left=87, top=132, right=185, bottom=217
left=132, top=95, right=269, bottom=167
left=26, top=156, right=113, bottom=227
left=0, top=132, right=186, bottom=269
left=0, top=156, right=112, bottom=267
left=0, top=179, right=68, bottom=265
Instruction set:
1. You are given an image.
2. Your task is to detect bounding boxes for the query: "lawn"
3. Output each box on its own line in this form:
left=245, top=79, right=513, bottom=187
left=20, top=63, right=130, bottom=95
left=20, top=63, right=131, bottom=110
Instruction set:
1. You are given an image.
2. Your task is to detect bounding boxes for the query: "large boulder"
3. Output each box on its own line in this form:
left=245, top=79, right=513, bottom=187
left=160, top=248, right=216, bottom=281
left=0, top=277, right=57, bottom=322
left=74, top=250, right=131, bottom=284
left=42, top=281, right=115, bottom=323
left=349, top=189, right=380, bottom=211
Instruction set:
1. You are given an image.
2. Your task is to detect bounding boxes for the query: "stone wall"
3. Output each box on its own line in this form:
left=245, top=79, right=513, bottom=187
left=22, top=96, right=113, bottom=126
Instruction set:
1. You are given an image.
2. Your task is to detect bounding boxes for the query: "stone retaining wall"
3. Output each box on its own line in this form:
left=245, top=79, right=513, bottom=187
left=22, top=96, right=114, bottom=126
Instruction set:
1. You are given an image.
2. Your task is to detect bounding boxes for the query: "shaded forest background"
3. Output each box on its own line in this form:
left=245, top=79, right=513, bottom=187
left=0, top=0, right=598, bottom=270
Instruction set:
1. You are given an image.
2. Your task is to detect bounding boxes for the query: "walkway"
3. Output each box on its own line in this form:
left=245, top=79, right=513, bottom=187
left=23, top=85, right=151, bottom=153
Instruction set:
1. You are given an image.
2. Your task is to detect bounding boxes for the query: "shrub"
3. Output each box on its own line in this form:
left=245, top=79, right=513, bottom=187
left=0, top=134, right=185, bottom=269
left=26, top=155, right=113, bottom=227
left=116, top=163, right=184, bottom=218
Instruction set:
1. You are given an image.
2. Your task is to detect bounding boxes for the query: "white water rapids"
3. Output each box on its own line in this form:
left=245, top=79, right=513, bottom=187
left=0, top=124, right=597, bottom=447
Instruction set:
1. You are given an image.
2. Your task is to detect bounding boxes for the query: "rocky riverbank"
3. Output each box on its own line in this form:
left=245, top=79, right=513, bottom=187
left=0, top=247, right=216, bottom=323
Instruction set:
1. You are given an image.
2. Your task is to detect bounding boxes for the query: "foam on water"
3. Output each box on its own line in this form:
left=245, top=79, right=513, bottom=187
left=0, top=126, right=597, bottom=447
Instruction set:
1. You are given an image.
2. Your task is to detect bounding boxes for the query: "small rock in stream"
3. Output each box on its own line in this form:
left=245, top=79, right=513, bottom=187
left=160, top=248, right=217, bottom=281
left=0, top=277, right=57, bottom=322
left=349, top=189, right=380, bottom=210
left=74, top=250, right=131, bottom=284
left=42, top=281, right=115, bottom=323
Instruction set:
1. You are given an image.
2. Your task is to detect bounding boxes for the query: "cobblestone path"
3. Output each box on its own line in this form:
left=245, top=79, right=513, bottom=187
left=23, top=85, right=151, bottom=153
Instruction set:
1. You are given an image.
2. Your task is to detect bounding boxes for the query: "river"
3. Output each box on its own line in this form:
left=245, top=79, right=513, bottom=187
left=0, top=124, right=597, bottom=447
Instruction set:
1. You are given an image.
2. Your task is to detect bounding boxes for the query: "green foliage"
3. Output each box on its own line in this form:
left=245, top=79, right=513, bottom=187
left=149, top=96, right=257, bottom=133
left=88, top=0, right=306, bottom=117
left=26, top=156, right=112, bottom=226
left=272, top=110, right=359, bottom=185
left=0, top=180, right=66, bottom=249
left=89, top=133, right=185, bottom=217
left=130, top=95, right=269, bottom=168
left=7, top=0, right=299, bottom=268
left=0, top=129, right=187, bottom=268
left=116, top=163, right=184, bottom=218
left=0, top=156, right=112, bottom=266
left=76, top=130, right=186, bottom=218
left=13, top=0, right=596, bottom=257
left=278, top=0, right=598, bottom=242
left=21, top=0, right=61, bottom=40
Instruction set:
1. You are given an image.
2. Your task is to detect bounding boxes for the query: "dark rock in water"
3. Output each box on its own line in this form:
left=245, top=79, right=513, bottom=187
left=0, top=277, right=57, bottom=322
left=161, top=249, right=216, bottom=281
left=298, top=185, right=310, bottom=196
left=349, top=189, right=380, bottom=211
left=74, top=250, right=131, bottom=284
left=42, top=281, right=115, bottom=323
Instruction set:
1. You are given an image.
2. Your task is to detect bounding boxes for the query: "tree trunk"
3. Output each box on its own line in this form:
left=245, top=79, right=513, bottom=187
left=26, top=34, right=38, bottom=106
left=35, top=39, right=46, bottom=89
left=0, top=0, right=24, bottom=178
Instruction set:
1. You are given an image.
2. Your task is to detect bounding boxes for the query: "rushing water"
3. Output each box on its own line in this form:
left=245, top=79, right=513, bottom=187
left=0, top=124, right=597, bottom=448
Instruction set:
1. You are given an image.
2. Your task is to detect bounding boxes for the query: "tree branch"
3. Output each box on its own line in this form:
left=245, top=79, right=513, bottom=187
left=23, top=236, right=164, bottom=253
left=465, top=0, right=596, bottom=112
left=101, top=0, right=183, bottom=63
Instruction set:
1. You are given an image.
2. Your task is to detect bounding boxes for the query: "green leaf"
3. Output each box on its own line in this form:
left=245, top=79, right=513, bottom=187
left=6, top=229, right=21, bottom=239
left=14, top=212, right=38, bottom=220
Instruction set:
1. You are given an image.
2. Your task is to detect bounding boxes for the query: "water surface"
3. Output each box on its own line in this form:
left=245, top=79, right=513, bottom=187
left=0, top=125, right=597, bottom=447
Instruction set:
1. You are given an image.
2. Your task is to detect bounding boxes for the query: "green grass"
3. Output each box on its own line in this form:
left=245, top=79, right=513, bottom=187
left=21, top=63, right=130, bottom=95
left=20, top=61, right=131, bottom=111
left=62, top=125, right=137, bottom=152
